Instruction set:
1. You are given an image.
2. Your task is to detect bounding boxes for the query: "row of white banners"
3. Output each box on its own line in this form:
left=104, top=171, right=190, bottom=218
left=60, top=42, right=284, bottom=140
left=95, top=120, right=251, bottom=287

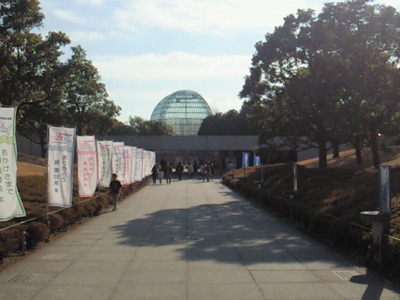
left=0, top=107, right=156, bottom=222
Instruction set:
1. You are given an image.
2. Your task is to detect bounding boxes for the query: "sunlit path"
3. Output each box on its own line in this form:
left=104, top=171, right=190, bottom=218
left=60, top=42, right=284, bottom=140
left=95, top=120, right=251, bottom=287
left=0, top=178, right=399, bottom=299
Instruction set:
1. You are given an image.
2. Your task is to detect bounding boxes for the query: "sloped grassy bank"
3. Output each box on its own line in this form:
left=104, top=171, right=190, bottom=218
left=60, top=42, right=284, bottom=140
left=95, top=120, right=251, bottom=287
left=223, top=164, right=400, bottom=280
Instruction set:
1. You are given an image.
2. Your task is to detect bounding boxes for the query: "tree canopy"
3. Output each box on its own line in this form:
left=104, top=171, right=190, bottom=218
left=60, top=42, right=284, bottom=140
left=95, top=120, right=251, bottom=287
left=198, top=109, right=258, bottom=135
left=0, top=0, right=122, bottom=156
left=128, top=116, right=174, bottom=136
left=240, top=0, right=400, bottom=168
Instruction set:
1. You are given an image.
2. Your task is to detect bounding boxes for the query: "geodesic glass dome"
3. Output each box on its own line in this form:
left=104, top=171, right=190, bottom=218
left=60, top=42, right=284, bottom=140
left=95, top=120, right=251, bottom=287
left=150, top=90, right=214, bottom=136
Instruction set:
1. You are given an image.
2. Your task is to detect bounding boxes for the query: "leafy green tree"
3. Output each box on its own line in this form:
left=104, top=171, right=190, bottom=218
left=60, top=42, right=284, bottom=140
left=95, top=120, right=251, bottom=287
left=241, top=9, right=344, bottom=168
left=128, top=116, right=174, bottom=135
left=109, top=119, right=137, bottom=135
left=241, top=0, right=400, bottom=168
left=0, top=0, right=123, bottom=154
left=0, top=0, right=45, bottom=107
left=318, top=0, right=400, bottom=168
left=16, top=31, right=71, bottom=157
left=63, top=45, right=120, bottom=135
left=198, top=109, right=258, bottom=135
left=0, top=0, right=73, bottom=156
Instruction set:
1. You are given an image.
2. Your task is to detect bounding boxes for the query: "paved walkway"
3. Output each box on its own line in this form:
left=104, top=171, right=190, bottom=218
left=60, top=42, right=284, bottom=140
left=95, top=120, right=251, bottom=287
left=0, top=178, right=400, bottom=300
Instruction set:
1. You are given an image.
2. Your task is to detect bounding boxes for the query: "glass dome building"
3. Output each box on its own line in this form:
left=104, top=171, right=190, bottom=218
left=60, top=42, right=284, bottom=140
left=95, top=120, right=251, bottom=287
left=150, top=90, right=214, bottom=136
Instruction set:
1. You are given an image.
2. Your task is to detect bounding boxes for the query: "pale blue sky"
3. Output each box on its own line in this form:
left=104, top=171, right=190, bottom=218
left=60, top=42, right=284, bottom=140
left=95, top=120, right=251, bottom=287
left=38, top=0, right=400, bottom=123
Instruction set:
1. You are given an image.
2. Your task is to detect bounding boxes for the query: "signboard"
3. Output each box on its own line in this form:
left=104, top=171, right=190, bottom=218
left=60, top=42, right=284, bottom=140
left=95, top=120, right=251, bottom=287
left=0, top=107, right=26, bottom=221
left=112, top=142, right=124, bottom=183
left=48, top=126, right=76, bottom=207
left=379, top=165, right=391, bottom=214
left=242, top=152, right=250, bottom=168
left=77, top=136, right=98, bottom=197
left=97, top=140, right=113, bottom=188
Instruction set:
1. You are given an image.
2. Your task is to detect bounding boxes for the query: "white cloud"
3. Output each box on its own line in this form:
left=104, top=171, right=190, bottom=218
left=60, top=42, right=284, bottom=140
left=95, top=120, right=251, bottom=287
left=93, top=52, right=249, bottom=121
left=383, top=0, right=400, bottom=9
left=69, top=31, right=105, bottom=43
left=74, top=0, right=104, bottom=5
left=54, top=9, right=86, bottom=25
left=94, top=52, right=250, bottom=82
left=114, top=0, right=311, bottom=36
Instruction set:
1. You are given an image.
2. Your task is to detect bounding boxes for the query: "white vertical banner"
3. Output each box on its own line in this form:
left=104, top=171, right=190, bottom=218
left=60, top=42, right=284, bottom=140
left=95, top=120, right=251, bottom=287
left=131, top=147, right=137, bottom=184
left=0, top=107, right=26, bottom=221
left=97, top=140, right=113, bottom=188
left=143, top=150, right=153, bottom=177
left=151, top=152, right=156, bottom=174
left=48, top=126, right=76, bottom=207
left=123, top=146, right=133, bottom=185
left=147, top=151, right=154, bottom=176
left=112, top=142, right=124, bottom=183
left=142, top=150, right=148, bottom=179
left=77, top=136, right=98, bottom=197
left=134, top=148, right=144, bottom=181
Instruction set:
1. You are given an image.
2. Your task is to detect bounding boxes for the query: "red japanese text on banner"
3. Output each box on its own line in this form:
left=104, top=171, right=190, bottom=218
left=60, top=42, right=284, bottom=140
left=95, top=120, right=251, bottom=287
left=97, top=140, right=113, bottom=189
left=112, top=142, right=124, bottom=183
left=77, top=136, right=98, bottom=197
left=47, top=126, right=76, bottom=207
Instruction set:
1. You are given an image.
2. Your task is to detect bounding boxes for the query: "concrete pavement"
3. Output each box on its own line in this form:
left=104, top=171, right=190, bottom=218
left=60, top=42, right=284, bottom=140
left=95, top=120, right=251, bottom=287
left=0, top=178, right=399, bottom=299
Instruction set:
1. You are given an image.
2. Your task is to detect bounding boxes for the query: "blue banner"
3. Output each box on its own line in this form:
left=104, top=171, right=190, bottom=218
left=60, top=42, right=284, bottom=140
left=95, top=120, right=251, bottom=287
left=242, top=152, right=250, bottom=168
left=253, top=155, right=261, bottom=166
left=379, top=165, right=391, bottom=214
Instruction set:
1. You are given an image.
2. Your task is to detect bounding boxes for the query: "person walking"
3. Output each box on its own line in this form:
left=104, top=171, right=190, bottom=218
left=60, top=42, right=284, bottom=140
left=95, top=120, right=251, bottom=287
left=205, top=162, right=212, bottom=182
left=165, top=163, right=172, bottom=184
left=158, top=167, right=164, bottom=184
left=187, top=163, right=194, bottom=179
left=193, top=160, right=199, bottom=174
left=199, top=164, right=206, bottom=182
left=151, top=164, right=158, bottom=184
left=176, top=162, right=184, bottom=181
left=109, top=173, right=122, bottom=212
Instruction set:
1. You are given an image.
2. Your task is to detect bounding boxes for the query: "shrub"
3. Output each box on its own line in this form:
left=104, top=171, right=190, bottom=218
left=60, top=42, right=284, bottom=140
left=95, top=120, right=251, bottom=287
left=26, top=222, right=49, bottom=249
left=0, top=229, right=23, bottom=259
left=60, top=208, right=80, bottom=226
left=49, top=214, right=65, bottom=234
left=1, top=173, right=149, bottom=262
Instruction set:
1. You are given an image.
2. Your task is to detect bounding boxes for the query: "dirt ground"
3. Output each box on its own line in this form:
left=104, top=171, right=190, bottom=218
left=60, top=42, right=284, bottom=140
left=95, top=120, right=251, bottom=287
left=297, top=146, right=400, bottom=169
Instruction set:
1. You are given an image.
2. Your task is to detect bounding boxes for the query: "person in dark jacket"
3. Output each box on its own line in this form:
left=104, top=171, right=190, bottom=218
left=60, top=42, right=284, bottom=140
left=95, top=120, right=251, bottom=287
left=176, top=162, right=184, bottom=180
left=165, top=163, right=173, bottom=184
left=109, top=173, right=122, bottom=211
left=151, top=164, right=158, bottom=184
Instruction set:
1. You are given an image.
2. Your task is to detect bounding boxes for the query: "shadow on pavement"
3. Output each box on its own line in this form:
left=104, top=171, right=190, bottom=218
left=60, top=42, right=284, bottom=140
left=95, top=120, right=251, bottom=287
left=111, top=201, right=354, bottom=267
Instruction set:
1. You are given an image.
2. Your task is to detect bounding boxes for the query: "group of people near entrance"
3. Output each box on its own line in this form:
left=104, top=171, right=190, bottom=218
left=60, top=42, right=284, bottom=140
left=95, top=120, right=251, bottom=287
left=151, top=160, right=215, bottom=184
left=109, top=160, right=216, bottom=212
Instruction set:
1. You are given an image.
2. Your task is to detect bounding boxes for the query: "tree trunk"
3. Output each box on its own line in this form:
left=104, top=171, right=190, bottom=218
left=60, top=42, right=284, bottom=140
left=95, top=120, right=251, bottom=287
left=39, top=134, right=47, bottom=158
left=354, top=136, right=363, bottom=165
left=318, top=140, right=328, bottom=169
left=332, top=140, right=340, bottom=158
left=40, top=144, right=46, bottom=158
left=370, top=128, right=380, bottom=169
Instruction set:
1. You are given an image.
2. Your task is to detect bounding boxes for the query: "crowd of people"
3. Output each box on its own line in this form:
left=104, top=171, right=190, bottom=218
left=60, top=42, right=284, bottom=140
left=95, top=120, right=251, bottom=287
left=151, top=159, right=217, bottom=184
left=110, top=160, right=219, bottom=211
